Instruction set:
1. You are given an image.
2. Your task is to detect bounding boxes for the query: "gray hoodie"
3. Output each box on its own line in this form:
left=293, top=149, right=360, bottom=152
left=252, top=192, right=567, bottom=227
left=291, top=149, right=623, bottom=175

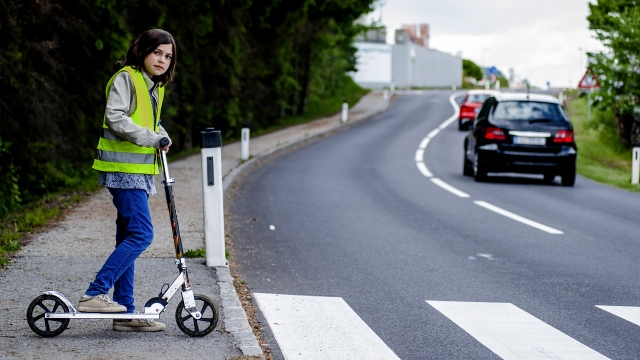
left=104, top=70, right=169, bottom=148
left=98, top=70, right=170, bottom=195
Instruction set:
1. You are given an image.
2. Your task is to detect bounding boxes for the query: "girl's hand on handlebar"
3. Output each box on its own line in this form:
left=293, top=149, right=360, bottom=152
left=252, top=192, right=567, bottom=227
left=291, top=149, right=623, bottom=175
left=160, top=138, right=172, bottom=152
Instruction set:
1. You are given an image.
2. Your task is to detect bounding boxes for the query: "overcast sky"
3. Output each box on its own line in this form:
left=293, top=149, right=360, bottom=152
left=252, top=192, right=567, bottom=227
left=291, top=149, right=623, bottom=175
left=369, top=0, right=604, bottom=88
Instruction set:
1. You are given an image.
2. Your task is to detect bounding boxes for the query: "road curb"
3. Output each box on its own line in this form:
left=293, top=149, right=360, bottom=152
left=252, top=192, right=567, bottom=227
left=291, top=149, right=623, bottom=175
left=216, top=94, right=393, bottom=357
left=215, top=265, right=264, bottom=357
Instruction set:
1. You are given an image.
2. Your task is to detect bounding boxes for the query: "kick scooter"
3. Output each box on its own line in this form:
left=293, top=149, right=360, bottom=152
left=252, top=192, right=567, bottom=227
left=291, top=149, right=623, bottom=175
left=26, top=138, right=219, bottom=337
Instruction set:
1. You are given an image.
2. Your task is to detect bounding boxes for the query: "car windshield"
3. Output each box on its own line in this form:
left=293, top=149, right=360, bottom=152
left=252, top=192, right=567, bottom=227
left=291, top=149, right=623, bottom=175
left=467, top=94, right=491, bottom=103
left=492, top=101, right=567, bottom=121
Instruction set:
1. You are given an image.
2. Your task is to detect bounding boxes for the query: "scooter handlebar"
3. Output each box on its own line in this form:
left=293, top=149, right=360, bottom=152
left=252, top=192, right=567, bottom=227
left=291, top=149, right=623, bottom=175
left=159, top=137, right=170, bottom=148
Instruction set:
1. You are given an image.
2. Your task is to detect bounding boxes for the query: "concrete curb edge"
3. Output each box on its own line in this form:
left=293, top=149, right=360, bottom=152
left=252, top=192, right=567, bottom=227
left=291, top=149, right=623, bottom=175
left=215, top=265, right=264, bottom=357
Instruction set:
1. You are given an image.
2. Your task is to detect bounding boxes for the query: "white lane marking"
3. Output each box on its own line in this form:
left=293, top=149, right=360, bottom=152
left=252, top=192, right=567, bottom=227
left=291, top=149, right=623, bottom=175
left=414, top=92, right=464, bottom=182
left=438, top=95, right=462, bottom=129
left=438, top=91, right=465, bottom=129
left=416, top=162, right=433, bottom=177
left=427, top=301, right=609, bottom=360
left=419, top=137, right=430, bottom=149
left=254, top=293, right=400, bottom=360
left=438, top=116, right=458, bottom=129
left=474, top=201, right=563, bottom=234
left=414, top=92, right=465, bottom=187
left=477, top=253, right=494, bottom=260
left=431, top=178, right=470, bottom=198
left=596, top=305, right=640, bottom=327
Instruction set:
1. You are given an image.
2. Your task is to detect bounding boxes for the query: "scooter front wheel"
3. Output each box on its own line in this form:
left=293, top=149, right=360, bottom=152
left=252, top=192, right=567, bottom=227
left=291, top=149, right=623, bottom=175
left=27, top=295, right=70, bottom=337
left=175, top=294, right=219, bottom=337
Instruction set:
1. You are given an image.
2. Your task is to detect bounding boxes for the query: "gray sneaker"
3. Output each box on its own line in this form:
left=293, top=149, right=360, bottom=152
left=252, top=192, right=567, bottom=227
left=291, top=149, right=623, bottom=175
left=113, top=319, right=166, bottom=332
left=78, top=294, right=127, bottom=313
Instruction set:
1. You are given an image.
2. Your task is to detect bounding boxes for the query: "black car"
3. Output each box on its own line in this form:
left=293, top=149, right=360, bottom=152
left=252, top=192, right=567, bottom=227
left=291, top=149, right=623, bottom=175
left=463, top=93, right=577, bottom=186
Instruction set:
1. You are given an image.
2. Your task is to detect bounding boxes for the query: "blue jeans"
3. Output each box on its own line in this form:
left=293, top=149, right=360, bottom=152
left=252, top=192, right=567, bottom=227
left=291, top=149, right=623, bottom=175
left=85, top=188, right=154, bottom=313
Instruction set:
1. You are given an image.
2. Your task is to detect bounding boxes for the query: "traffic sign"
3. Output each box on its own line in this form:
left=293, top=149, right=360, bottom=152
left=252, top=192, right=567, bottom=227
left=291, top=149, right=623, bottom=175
left=578, top=68, right=601, bottom=89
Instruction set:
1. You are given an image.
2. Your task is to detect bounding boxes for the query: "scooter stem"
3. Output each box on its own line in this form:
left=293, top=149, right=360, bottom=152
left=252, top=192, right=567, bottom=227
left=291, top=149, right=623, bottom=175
left=158, top=144, right=200, bottom=317
left=158, top=144, right=190, bottom=288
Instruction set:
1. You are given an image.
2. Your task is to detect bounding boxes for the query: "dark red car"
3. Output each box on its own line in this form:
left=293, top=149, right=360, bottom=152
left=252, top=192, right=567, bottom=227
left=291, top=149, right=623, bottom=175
left=458, top=90, right=501, bottom=130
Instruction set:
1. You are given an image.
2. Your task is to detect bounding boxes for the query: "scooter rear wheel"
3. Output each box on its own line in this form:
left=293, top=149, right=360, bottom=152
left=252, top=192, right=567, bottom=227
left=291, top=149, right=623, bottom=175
left=27, top=295, right=70, bottom=337
left=175, top=294, right=219, bottom=337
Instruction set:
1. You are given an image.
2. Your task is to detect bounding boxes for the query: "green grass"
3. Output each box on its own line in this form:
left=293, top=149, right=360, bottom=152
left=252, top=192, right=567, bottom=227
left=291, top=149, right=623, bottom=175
left=183, top=248, right=229, bottom=259
left=166, top=80, right=369, bottom=158
left=0, top=190, right=92, bottom=266
left=252, top=79, right=370, bottom=138
left=184, top=248, right=206, bottom=258
left=566, top=93, right=640, bottom=192
left=168, top=80, right=369, bottom=160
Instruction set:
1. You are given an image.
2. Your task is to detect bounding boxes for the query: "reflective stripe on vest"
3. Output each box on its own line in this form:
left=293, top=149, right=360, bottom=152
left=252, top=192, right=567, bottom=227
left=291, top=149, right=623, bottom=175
left=95, top=149, right=156, bottom=164
left=92, top=66, right=164, bottom=175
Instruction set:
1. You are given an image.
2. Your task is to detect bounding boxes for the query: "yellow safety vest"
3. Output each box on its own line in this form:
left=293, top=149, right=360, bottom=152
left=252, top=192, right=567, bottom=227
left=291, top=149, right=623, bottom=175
left=92, top=66, right=165, bottom=174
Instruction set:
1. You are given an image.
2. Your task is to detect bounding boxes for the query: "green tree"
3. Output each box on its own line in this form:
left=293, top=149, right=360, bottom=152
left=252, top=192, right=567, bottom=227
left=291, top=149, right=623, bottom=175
left=462, top=59, right=483, bottom=81
left=587, top=0, right=640, bottom=146
left=497, top=75, right=509, bottom=88
left=0, top=0, right=376, bottom=217
left=0, top=0, right=131, bottom=215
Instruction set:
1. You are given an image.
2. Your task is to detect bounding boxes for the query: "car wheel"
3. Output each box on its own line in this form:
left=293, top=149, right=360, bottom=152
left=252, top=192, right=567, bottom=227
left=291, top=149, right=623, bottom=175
left=473, top=152, right=487, bottom=182
left=458, top=121, right=464, bottom=131
left=463, top=149, right=474, bottom=176
left=561, top=168, right=576, bottom=187
left=543, top=174, right=555, bottom=182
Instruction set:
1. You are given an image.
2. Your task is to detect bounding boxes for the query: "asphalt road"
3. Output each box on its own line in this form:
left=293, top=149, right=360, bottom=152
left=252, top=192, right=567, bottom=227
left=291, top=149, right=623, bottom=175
left=227, top=90, right=640, bottom=359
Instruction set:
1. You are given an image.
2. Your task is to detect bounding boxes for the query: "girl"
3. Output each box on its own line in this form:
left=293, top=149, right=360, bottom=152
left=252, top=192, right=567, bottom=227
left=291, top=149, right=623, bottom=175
left=78, top=29, right=176, bottom=332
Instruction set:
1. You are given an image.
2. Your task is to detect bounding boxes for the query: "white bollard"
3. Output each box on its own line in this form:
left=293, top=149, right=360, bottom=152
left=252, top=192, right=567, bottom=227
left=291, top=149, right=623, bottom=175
left=495, top=80, right=500, bottom=90
left=633, top=147, right=640, bottom=184
left=200, top=128, right=226, bottom=267
left=452, top=83, right=457, bottom=91
left=241, top=127, right=250, bottom=161
left=383, top=89, right=389, bottom=100
left=485, top=81, right=490, bottom=90
left=559, top=91, right=564, bottom=106
left=390, top=82, right=395, bottom=93
left=341, top=101, right=348, bottom=123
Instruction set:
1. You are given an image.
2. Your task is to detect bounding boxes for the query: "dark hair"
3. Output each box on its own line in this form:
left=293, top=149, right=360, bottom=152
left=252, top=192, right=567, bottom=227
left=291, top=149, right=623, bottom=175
left=117, top=29, right=177, bottom=85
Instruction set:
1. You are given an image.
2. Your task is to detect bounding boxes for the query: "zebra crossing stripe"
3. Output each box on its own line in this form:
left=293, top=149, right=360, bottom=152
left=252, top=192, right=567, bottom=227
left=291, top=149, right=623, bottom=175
left=426, top=301, right=608, bottom=360
left=596, top=305, right=640, bottom=327
left=253, top=293, right=400, bottom=360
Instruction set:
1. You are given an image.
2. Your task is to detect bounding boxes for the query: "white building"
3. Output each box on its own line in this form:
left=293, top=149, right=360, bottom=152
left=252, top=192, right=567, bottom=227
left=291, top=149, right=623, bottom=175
left=352, top=29, right=462, bottom=89
left=351, top=42, right=393, bottom=89
left=391, top=40, right=462, bottom=88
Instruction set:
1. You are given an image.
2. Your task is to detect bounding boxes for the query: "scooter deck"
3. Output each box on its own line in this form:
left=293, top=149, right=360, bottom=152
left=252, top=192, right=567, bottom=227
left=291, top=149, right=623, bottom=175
left=46, top=312, right=161, bottom=320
